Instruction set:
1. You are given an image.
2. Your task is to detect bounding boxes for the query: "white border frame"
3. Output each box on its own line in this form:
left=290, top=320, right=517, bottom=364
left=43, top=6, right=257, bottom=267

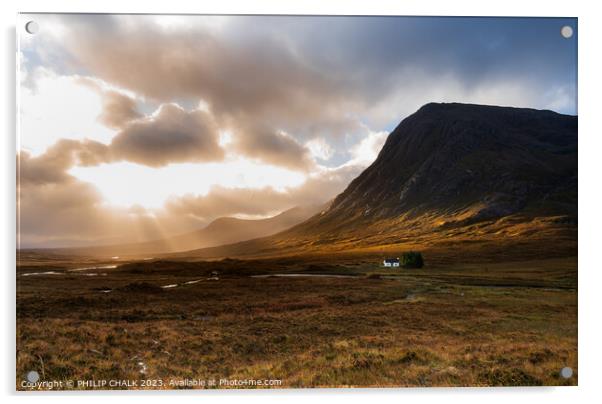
left=2, top=1, right=600, bottom=403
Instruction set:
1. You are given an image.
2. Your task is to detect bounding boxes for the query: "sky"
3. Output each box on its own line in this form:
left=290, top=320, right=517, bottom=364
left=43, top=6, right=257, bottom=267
left=17, top=14, right=577, bottom=248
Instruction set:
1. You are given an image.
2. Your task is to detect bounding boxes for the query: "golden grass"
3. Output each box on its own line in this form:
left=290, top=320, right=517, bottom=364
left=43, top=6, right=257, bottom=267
left=16, top=254, right=577, bottom=389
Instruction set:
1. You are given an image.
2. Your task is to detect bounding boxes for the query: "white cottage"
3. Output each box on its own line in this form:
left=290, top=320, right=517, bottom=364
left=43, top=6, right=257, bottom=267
left=383, top=258, right=400, bottom=267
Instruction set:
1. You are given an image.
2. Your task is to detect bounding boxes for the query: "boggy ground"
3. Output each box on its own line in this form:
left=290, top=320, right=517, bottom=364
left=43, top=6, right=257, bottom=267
left=16, top=252, right=577, bottom=389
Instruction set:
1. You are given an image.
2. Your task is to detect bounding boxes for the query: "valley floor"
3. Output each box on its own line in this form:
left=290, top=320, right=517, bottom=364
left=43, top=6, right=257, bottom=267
left=16, top=254, right=577, bottom=389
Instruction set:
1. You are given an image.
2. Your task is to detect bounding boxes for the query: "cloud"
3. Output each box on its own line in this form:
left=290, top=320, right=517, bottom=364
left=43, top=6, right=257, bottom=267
left=36, top=15, right=577, bottom=115
left=73, top=79, right=226, bottom=168
left=51, top=15, right=357, bottom=169
left=349, top=130, right=389, bottom=166
left=231, top=124, right=314, bottom=171
left=306, top=137, right=335, bottom=161
left=18, top=148, right=201, bottom=247
left=98, top=90, right=143, bottom=129
left=24, top=70, right=313, bottom=170
left=18, top=176, right=185, bottom=248
left=18, top=69, right=116, bottom=155
left=17, top=143, right=117, bottom=247
left=24, top=16, right=364, bottom=152
left=18, top=139, right=110, bottom=185
left=62, top=16, right=353, bottom=121
left=76, top=76, right=143, bottom=129
left=110, top=103, right=224, bottom=167
left=20, top=102, right=226, bottom=170
left=21, top=14, right=576, bottom=170
left=19, top=179, right=105, bottom=238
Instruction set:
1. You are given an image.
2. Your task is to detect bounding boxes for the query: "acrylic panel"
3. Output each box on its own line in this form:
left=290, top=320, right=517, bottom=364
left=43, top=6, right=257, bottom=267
left=16, top=14, right=577, bottom=390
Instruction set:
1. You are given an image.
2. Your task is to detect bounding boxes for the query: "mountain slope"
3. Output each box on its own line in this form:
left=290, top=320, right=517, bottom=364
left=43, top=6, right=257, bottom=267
left=303, top=103, right=576, bottom=229
left=178, top=103, right=577, bottom=259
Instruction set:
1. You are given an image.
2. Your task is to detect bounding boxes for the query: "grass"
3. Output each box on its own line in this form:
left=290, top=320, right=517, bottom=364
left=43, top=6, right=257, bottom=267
left=16, top=253, right=577, bottom=389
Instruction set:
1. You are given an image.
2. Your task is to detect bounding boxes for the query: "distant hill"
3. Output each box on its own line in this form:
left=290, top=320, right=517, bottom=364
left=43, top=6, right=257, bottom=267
left=58, top=204, right=326, bottom=257
left=161, top=204, right=326, bottom=251
left=176, top=103, right=577, bottom=260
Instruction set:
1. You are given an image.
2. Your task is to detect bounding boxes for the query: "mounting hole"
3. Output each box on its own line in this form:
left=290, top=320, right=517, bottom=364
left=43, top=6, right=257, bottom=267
left=560, top=366, right=573, bottom=379
left=26, top=370, right=40, bottom=383
left=25, top=21, right=39, bottom=35
left=561, top=25, right=573, bottom=39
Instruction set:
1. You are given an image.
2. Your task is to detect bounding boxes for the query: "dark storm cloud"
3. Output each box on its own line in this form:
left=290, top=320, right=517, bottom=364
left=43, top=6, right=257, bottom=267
left=51, top=15, right=577, bottom=109
left=268, top=16, right=578, bottom=125
left=286, top=17, right=576, bottom=86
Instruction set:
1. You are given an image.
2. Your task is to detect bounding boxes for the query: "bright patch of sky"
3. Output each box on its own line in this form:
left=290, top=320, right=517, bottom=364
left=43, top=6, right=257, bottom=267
left=69, top=159, right=306, bottom=209
left=19, top=69, right=115, bottom=155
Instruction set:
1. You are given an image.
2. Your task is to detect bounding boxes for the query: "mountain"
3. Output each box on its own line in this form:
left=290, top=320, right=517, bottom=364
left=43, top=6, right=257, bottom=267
left=61, top=204, right=325, bottom=257
left=177, top=103, right=577, bottom=259
left=155, top=204, right=326, bottom=252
